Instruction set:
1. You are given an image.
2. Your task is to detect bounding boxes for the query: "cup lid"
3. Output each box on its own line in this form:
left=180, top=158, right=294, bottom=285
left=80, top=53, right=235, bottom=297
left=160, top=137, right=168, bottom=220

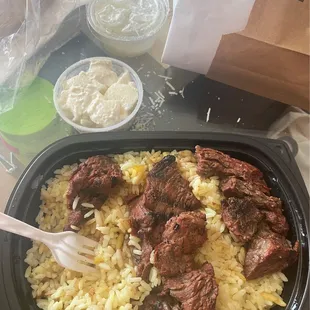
left=87, top=0, right=169, bottom=42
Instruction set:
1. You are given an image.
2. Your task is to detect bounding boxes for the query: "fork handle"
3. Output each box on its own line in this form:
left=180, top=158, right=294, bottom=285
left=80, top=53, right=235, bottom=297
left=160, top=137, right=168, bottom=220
left=0, top=212, right=50, bottom=244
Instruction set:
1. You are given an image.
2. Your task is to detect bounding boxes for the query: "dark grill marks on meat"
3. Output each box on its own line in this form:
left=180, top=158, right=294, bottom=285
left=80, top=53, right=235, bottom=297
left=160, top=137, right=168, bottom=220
left=129, top=197, right=167, bottom=281
left=221, top=175, right=270, bottom=196
left=129, top=196, right=168, bottom=246
left=64, top=210, right=84, bottom=231
left=196, top=146, right=290, bottom=234
left=195, top=146, right=264, bottom=183
left=143, top=155, right=202, bottom=215
left=220, top=177, right=289, bottom=236
left=154, top=212, right=207, bottom=277
left=67, top=155, right=123, bottom=209
left=129, top=156, right=202, bottom=281
left=221, top=198, right=264, bottom=243
left=261, top=210, right=289, bottom=236
left=154, top=243, right=195, bottom=276
left=163, top=262, right=218, bottom=310
left=149, top=220, right=167, bottom=246
left=220, top=177, right=281, bottom=212
left=244, top=225, right=299, bottom=280
left=134, top=238, right=153, bottom=281
left=129, top=156, right=218, bottom=309
left=195, top=146, right=297, bottom=281
left=157, top=214, right=218, bottom=309
left=130, top=197, right=156, bottom=237
left=64, top=156, right=123, bottom=231
left=129, top=198, right=153, bottom=281
left=162, top=211, right=207, bottom=254
left=139, top=290, right=181, bottom=310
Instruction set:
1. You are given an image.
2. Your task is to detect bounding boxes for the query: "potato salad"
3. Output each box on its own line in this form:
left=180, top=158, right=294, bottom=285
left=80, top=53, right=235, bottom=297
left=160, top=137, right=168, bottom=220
left=58, top=60, right=138, bottom=128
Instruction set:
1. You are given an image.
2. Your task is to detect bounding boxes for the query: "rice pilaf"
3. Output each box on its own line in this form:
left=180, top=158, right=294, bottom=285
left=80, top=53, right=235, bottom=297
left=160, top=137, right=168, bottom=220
left=25, top=150, right=287, bottom=310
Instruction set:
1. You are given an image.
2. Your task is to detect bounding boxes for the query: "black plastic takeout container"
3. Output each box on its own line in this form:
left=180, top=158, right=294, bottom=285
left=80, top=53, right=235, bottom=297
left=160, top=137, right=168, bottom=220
left=0, top=132, right=309, bottom=310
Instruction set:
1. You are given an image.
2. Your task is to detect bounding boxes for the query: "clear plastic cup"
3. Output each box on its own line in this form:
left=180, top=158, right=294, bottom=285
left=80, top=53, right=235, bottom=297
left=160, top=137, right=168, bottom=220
left=53, top=57, right=143, bottom=133
left=86, top=0, right=170, bottom=57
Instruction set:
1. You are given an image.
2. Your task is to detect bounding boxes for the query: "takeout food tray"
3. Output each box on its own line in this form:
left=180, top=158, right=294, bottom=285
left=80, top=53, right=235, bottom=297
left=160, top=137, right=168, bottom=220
left=0, top=132, right=309, bottom=310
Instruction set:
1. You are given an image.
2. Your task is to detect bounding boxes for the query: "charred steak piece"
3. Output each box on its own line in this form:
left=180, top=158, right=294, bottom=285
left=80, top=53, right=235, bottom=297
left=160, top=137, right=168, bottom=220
left=221, top=175, right=270, bottom=197
left=163, top=262, right=218, bottom=310
left=221, top=198, right=264, bottom=243
left=220, top=176, right=270, bottom=197
left=130, top=197, right=156, bottom=237
left=133, top=238, right=153, bottom=281
left=244, top=225, right=299, bottom=280
left=64, top=156, right=123, bottom=232
left=154, top=212, right=207, bottom=277
left=162, top=212, right=207, bottom=253
left=66, top=155, right=123, bottom=209
left=64, top=210, right=85, bottom=231
left=154, top=242, right=195, bottom=277
left=220, top=177, right=282, bottom=212
left=195, top=146, right=265, bottom=184
left=129, top=156, right=202, bottom=279
left=129, top=198, right=166, bottom=280
left=129, top=196, right=168, bottom=245
left=140, top=291, right=181, bottom=310
left=150, top=220, right=167, bottom=246
left=261, top=210, right=289, bottom=236
left=221, top=177, right=289, bottom=236
left=143, top=155, right=201, bottom=215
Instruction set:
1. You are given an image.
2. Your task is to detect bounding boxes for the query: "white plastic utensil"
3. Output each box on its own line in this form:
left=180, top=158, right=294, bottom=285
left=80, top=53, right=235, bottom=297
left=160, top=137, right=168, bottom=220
left=0, top=212, right=98, bottom=273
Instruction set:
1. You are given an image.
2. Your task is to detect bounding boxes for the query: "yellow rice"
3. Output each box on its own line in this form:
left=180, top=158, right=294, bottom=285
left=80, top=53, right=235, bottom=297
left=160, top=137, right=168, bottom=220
left=25, top=150, right=287, bottom=310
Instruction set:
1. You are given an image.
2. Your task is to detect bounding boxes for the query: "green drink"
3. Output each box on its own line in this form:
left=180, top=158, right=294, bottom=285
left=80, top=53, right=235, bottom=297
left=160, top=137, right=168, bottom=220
left=0, top=77, right=73, bottom=166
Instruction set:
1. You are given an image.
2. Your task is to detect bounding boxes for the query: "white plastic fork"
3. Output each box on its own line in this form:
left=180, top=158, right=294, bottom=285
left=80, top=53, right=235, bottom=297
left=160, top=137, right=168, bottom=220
left=0, top=212, right=99, bottom=273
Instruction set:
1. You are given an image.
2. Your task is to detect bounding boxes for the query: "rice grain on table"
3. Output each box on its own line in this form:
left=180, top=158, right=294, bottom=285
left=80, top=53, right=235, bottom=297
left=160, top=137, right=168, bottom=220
left=25, top=150, right=286, bottom=310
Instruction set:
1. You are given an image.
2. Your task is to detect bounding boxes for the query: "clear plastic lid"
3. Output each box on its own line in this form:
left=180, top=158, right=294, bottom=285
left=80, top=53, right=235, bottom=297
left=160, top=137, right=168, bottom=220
left=87, top=0, right=169, bottom=41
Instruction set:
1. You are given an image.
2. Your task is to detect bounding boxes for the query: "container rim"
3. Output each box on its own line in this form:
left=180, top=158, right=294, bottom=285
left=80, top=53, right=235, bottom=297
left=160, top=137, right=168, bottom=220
left=53, top=57, right=143, bottom=133
left=1, top=132, right=309, bottom=310
left=86, top=0, right=170, bottom=42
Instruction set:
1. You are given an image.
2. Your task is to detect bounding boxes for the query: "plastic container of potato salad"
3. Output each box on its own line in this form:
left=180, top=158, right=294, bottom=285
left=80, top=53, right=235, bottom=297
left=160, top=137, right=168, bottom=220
left=86, top=0, right=170, bottom=57
left=53, top=57, right=143, bottom=133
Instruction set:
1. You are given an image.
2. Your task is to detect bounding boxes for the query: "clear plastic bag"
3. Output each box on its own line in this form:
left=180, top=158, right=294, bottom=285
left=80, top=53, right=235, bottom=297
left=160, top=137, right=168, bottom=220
left=0, top=0, right=89, bottom=169
left=0, top=0, right=89, bottom=113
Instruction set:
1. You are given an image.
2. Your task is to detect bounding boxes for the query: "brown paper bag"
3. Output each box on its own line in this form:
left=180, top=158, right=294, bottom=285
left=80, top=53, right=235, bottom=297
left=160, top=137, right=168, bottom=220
left=207, top=0, right=310, bottom=110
